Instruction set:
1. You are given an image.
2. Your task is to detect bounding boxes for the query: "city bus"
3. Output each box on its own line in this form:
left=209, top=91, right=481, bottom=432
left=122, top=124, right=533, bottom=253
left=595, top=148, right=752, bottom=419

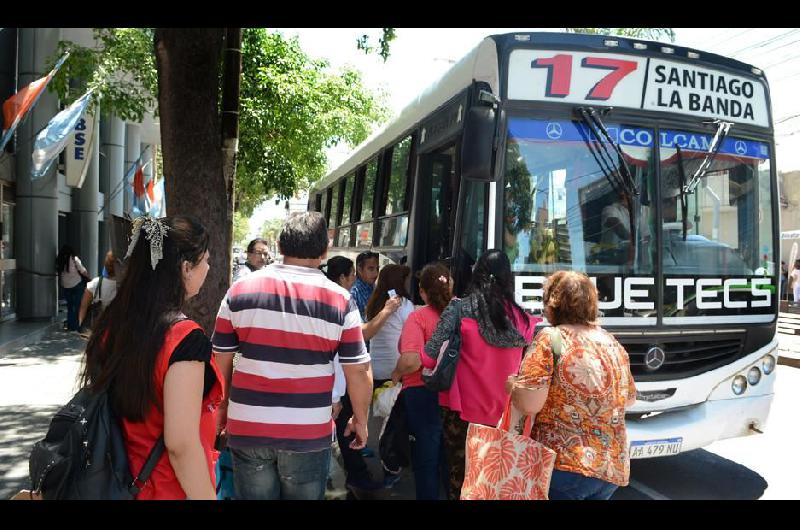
left=308, top=32, right=778, bottom=459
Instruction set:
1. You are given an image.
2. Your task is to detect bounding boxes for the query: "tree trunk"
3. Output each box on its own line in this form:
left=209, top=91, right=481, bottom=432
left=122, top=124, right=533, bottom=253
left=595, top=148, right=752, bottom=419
left=221, top=28, right=242, bottom=277
left=154, top=28, right=229, bottom=333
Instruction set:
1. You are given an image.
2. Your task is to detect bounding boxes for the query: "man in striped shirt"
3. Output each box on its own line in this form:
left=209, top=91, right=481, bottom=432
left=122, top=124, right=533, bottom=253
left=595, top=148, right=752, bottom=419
left=212, top=212, right=373, bottom=500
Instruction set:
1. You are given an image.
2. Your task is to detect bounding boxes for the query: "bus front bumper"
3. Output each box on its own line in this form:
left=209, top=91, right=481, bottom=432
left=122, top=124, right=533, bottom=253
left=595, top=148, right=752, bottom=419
left=626, top=393, right=774, bottom=458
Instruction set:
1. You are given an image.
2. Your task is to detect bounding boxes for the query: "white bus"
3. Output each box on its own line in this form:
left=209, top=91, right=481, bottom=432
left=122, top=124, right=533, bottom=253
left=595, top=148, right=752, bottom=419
left=309, top=32, right=778, bottom=459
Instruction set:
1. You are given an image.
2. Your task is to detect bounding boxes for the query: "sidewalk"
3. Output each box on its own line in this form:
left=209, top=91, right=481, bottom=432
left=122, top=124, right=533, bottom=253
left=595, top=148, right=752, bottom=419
left=0, top=317, right=86, bottom=499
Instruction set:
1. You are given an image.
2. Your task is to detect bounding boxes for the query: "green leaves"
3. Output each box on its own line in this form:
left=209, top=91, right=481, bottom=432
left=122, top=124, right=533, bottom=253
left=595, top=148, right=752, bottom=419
left=49, top=28, right=157, bottom=121
left=356, top=28, right=396, bottom=62
left=235, top=29, right=388, bottom=215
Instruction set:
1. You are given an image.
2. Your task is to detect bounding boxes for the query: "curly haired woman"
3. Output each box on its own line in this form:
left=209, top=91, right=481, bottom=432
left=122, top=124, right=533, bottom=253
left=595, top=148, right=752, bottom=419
left=509, top=270, right=637, bottom=500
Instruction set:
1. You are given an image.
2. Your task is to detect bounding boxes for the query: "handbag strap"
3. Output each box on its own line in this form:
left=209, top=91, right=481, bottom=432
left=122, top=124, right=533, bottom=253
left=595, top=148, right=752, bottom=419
left=92, top=276, right=103, bottom=304
left=549, top=326, right=563, bottom=368
left=498, top=397, right=532, bottom=437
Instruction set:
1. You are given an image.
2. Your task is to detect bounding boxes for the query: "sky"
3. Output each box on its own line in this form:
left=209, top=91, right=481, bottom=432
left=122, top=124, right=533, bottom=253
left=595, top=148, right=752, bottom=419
left=249, top=28, right=800, bottom=234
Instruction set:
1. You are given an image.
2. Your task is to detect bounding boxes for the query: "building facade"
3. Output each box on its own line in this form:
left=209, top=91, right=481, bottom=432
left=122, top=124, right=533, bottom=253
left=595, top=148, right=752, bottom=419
left=0, top=28, right=161, bottom=322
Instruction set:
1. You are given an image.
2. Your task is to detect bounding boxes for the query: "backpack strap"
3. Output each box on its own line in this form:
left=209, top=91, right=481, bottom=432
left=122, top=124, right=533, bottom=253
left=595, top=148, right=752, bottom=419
left=129, top=436, right=166, bottom=495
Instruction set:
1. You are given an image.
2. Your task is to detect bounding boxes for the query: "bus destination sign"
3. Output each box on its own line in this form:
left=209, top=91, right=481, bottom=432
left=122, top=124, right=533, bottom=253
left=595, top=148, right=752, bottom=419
left=507, top=50, right=770, bottom=128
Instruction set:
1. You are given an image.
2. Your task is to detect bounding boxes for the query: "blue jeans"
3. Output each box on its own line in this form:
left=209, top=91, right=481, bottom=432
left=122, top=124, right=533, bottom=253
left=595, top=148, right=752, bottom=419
left=231, top=446, right=331, bottom=500
left=63, top=283, right=84, bottom=331
left=403, top=386, right=447, bottom=500
left=548, top=469, right=618, bottom=500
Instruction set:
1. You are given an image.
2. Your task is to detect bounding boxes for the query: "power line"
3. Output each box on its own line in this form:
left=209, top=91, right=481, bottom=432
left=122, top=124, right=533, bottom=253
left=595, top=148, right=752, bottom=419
left=728, top=29, right=800, bottom=57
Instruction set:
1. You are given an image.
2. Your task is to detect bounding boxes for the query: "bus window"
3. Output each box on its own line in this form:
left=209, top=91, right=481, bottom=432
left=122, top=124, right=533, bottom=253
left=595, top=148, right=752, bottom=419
left=338, top=226, right=353, bottom=247
left=415, top=145, right=457, bottom=266
left=336, top=174, right=356, bottom=247
left=329, top=181, right=340, bottom=228
left=385, top=136, right=412, bottom=216
left=356, top=222, right=373, bottom=247
left=659, top=131, right=773, bottom=317
left=340, top=174, right=355, bottom=225
left=378, top=216, right=409, bottom=247
left=360, top=158, right=378, bottom=222
left=454, top=180, right=488, bottom=295
left=320, top=188, right=329, bottom=222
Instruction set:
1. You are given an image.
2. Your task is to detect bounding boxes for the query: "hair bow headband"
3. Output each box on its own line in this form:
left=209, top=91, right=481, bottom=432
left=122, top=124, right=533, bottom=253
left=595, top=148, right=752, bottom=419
left=125, top=216, right=170, bottom=270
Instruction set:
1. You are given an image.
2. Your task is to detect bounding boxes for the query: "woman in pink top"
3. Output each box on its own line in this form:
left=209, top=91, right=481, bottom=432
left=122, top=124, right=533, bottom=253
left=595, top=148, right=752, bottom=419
left=421, top=250, right=540, bottom=500
left=392, top=262, right=454, bottom=499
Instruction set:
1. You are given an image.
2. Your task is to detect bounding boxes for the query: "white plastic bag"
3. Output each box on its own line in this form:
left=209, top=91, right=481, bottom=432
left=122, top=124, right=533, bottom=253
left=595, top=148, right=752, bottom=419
left=372, top=381, right=402, bottom=418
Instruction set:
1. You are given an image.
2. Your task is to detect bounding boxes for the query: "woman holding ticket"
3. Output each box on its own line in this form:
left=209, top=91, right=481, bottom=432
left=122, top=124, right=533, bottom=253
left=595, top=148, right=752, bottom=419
left=365, top=265, right=415, bottom=385
left=508, top=270, right=637, bottom=500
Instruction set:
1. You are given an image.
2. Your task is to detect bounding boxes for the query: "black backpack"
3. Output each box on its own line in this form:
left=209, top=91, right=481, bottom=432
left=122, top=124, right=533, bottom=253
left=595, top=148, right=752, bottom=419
left=29, top=386, right=164, bottom=500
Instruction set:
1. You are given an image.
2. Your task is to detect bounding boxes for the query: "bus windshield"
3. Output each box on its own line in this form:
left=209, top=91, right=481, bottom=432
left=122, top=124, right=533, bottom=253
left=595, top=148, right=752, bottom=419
left=659, top=130, right=773, bottom=277
left=503, top=117, right=657, bottom=276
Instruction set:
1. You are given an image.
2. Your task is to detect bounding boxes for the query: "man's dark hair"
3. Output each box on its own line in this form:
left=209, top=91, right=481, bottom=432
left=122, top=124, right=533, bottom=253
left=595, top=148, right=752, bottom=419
left=356, top=250, right=379, bottom=269
left=279, top=212, right=329, bottom=259
left=247, top=238, right=269, bottom=254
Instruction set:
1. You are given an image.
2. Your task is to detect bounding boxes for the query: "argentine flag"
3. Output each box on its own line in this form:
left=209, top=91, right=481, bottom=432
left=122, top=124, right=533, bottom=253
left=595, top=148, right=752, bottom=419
left=31, top=89, right=94, bottom=179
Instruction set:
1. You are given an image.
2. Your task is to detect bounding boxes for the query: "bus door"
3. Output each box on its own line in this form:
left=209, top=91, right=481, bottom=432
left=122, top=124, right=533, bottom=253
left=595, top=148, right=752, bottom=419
left=413, top=144, right=459, bottom=280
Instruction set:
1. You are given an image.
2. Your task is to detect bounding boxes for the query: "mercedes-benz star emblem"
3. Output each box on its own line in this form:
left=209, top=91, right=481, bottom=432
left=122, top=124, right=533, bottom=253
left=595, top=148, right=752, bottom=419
left=735, top=140, right=747, bottom=155
left=546, top=122, right=563, bottom=140
left=645, top=346, right=666, bottom=371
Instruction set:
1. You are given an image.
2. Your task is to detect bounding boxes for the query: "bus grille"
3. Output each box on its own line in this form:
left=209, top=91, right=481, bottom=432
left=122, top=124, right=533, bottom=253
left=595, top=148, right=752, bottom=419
left=618, top=334, right=745, bottom=381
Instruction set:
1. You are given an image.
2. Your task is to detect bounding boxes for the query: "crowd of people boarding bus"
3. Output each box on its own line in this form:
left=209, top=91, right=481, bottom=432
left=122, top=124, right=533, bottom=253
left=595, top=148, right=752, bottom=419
left=71, top=211, right=636, bottom=500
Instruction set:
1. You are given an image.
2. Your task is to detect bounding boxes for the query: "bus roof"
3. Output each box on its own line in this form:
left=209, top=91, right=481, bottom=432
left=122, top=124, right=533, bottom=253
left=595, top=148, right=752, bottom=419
left=310, top=36, right=499, bottom=193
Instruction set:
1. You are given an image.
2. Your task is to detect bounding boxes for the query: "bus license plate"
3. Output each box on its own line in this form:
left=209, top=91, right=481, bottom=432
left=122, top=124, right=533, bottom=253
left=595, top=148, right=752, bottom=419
left=629, top=437, right=683, bottom=459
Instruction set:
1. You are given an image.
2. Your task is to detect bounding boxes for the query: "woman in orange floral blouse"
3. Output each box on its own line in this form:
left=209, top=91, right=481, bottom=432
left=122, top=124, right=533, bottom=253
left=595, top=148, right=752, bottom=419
left=508, top=271, right=637, bottom=500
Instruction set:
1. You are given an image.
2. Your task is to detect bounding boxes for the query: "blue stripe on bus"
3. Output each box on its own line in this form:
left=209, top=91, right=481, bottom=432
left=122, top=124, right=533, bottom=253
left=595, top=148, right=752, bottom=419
left=508, top=119, right=770, bottom=160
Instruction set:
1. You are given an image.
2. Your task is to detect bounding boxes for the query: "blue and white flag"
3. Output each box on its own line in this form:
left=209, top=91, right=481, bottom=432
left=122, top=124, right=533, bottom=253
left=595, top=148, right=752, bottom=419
left=31, top=89, right=94, bottom=179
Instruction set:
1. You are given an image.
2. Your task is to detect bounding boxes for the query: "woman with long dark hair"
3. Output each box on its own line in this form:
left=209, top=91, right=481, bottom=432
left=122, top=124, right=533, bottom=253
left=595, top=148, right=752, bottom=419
left=365, top=264, right=414, bottom=385
left=81, top=216, right=221, bottom=500
left=56, top=245, right=89, bottom=331
left=421, top=249, right=540, bottom=500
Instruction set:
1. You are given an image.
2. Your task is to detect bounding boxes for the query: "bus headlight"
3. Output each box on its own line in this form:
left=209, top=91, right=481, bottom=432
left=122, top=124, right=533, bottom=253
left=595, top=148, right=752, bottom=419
left=747, top=366, right=762, bottom=386
left=732, top=375, right=747, bottom=395
left=762, top=355, right=776, bottom=375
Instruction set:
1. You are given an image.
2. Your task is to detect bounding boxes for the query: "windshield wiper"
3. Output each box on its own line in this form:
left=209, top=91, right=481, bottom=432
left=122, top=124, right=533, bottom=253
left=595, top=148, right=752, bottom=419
left=682, top=119, right=733, bottom=194
left=576, top=107, right=639, bottom=197
left=675, top=145, right=689, bottom=241
left=575, top=106, right=639, bottom=270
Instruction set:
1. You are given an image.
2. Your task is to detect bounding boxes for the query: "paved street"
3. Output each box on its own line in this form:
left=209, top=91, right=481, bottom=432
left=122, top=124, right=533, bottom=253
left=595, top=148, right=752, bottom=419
left=1, top=328, right=798, bottom=500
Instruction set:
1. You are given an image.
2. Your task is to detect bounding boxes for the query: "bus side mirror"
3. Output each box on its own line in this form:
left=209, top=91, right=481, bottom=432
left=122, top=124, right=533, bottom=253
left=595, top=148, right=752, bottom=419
left=461, top=105, right=496, bottom=181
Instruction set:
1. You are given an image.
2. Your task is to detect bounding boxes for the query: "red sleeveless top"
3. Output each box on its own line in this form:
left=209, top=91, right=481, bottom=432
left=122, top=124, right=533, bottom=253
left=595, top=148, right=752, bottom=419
left=122, top=319, right=224, bottom=500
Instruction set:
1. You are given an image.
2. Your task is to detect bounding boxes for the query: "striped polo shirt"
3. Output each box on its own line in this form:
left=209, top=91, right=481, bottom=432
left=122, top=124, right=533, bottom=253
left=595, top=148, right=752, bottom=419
left=211, top=263, right=369, bottom=452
